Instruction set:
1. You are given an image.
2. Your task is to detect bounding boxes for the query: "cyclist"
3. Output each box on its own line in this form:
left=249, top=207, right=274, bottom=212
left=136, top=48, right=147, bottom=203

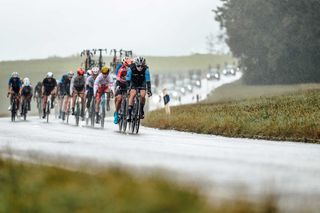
left=19, top=77, right=33, bottom=114
left=61, top=71, right=74, bottom=120
left=33, top=81, right=42, bottom=111
left=126, top=56, right=152, bottom=122
left=42, top=72, right=57, bottom=119
left=56, top=79, right=64, bottom=118
left=85, top=67, right=99, bottom=110
left=7, top=72, right=22, bottom=112
left=70, top=68, right=86, bottom=119
left=116, top=57, right=131, bottom=75
left=94, top=66, right=113, bottom=123
left=113, top=58, right=132, bottom=124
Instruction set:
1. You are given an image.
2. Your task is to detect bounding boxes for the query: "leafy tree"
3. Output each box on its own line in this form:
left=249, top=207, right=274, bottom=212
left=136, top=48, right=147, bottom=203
left=215, top=0, right=320, bottom=84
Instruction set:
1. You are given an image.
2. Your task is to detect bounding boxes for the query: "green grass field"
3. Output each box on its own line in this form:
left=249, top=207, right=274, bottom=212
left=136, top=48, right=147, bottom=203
left=0, top=157, right=278, bottom=213
left=205, top=79, right=320, bottom=104
left=0, top=54, right=235, bottom=116
left=144, top=89, right=320, bottom=143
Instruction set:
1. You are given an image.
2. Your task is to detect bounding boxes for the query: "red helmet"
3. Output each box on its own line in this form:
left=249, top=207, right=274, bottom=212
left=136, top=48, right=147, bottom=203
left=77, top=68, right=85, bottom=76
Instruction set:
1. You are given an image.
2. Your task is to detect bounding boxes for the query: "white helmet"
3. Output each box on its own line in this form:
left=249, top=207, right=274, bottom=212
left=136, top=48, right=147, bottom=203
left=92, top=67, right=99, bottom=75
left=134, top=56, right=146, bottom=66
left=47, top=72, right=53, bottom=78
left=68, top=71, right=74, bottom=77
left=122, top=57, right=129, bottom=63
left=11, top=72, right=19, bottom=78
left=87, top=70, right=92, bottom=76
left=24, top=77, right=31, bottom=86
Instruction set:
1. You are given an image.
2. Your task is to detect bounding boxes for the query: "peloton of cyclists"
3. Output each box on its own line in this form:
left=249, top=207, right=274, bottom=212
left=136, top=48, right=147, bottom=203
left=42, top=72, right=57, bottom=119
left=126, top=56, right=152, bottom=122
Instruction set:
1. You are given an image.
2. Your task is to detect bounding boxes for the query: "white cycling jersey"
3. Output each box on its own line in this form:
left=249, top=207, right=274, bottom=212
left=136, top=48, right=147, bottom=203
left=94, top=73, right=113, bottom=96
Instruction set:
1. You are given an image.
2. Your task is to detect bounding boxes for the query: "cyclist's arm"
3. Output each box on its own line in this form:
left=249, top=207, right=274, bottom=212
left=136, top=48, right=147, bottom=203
left=146, top=68, right=151, bottom=91
left=7, top=79, right=12, bottom=94
left=93, top=75, right=101, bottom=96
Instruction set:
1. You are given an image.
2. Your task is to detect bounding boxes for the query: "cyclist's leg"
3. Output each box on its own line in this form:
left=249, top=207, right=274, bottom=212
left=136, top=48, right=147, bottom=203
left=71, top=90, right=76, bottom=115
left=20, top=95, right=25, bottom=115
left=140, top=90, right=146, bottom=118
left=127, top=89, right=137, bottom=121
left=95, top=91, right=102, bottom=123
left=50, top=90, right=56, bottom=108
left=80, top=91, right=85, bottom=118
left=42, top=94, right=48, bottom=118
left=27, top=93, right=32, bottom=111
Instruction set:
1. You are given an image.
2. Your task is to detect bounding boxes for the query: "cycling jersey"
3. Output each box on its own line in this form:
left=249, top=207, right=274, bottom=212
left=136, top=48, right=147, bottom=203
left=116, top=65, right=129, bottom=87
left=86, top=76, right=95, bottom=95
left=8, top=77, right=22, bottom=94
left=34, top=82, right=42, bottom=96
left=60, top=75, right=72, bottom=96
left=94, top=73, right=113, bottom=97
left=21, top=85, right=33, bottom=96
left=42, top=78, right=57, bottom=95
left=115, top=63, right=122, bottom=75
left=126, top=64, right=151, bottom=88
left=71, top=75, right=86, bottom=93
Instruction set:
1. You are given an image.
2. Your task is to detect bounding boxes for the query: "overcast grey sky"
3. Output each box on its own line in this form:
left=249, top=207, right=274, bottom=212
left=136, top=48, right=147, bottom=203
left=0, top=0, right=223, bottom=61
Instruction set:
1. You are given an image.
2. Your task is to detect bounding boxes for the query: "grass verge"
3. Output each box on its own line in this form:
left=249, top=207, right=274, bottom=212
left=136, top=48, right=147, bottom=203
left=144, top=89, right=320, bottom=143
left=0, top=157, right=278, bottom=213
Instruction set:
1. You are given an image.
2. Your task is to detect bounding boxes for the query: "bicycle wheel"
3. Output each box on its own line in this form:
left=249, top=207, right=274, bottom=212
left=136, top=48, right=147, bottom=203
left=23, top=100, right=27, bottom=121
left=135, top=97, right=141, bottom=134
left=75, top=97, right=80, bottom=126
left=37, top=98, right=42, bottom=119
left=90, top=98, right=95, bottom=127
left=131, top=100, right=138, bottom=134
left=122, top=96, right=128, bottom=133
left=46, top=100, right=50, bottom=123
left=11, top=98, right=16, bottom=122
left=101, top=106, right=105, bottom=128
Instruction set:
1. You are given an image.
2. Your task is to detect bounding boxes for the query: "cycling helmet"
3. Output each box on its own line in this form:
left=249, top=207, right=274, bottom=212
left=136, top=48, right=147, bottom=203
left=122, top=57, right=129, bottom=63
left=92, top=67, right=99, bottom=75
left=77, top=68, right=85, bottom=76
left=47, top=72, right=54, bottom=78
left=101, top=66, right=110, bottom=75
left=11, top=72, right=19, bottom=78
left=68, top=71, right=74, bottom=77
left=134, top=56, right=146, bottom=66
left=24, top=77, right=31, bottom=86
left=87, top=69, right=92, bottom=76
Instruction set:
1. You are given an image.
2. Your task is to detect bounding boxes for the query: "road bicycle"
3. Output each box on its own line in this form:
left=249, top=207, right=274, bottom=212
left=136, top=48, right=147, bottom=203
left=21, top=98, right=29, bottom=121
left=118, top=89, right=129, bottom=133
left=129, top=87, right=144, bottom=134
left=9, top=93, right=18, bottom=122
left=74, top=92, right=84, bottom=126
left=93, top=48, right=107, bottom=71
left=81, top=49, right=95, bottom=71
left=45, top=94, right=52, bottom=123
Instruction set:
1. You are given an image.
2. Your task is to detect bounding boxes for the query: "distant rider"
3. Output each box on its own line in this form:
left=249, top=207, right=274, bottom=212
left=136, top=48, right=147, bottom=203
left=19, top=77, right=33, bottom=114
left=70, top=68, right=86, bottom=120
left=7, top=72, right=22, bottom=112
left=42, top=72, right=57, bottom=119
left=113, top=58, right=132, bottom=124
left=85, top=67, right=99, bottom=110
left=61, top=71, right=74, bottom=120
left=94, top=66, right=113, bottom=123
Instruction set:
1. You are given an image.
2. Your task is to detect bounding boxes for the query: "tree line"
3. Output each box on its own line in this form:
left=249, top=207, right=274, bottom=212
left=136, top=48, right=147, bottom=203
left=215, top=0, right=320, bottom=84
